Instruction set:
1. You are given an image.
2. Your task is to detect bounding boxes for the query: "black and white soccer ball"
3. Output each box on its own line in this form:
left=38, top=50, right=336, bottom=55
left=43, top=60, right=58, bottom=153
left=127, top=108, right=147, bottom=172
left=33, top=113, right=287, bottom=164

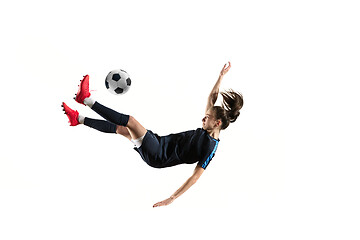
left=105, top=69, right=131, bottom=95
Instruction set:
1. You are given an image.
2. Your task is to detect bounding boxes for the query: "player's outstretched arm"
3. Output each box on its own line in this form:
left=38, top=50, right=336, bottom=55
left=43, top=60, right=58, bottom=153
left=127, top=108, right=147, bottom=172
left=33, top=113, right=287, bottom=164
left=205, top=62, right=231, bottom=113
left=153, top=165, right=204, bottom=208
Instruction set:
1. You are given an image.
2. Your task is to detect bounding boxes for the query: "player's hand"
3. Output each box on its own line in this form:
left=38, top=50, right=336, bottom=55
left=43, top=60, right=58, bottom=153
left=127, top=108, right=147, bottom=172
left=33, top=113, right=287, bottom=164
left=220, top=61, right=231, bottom=76
left=153, top=197, right=175, bottom=208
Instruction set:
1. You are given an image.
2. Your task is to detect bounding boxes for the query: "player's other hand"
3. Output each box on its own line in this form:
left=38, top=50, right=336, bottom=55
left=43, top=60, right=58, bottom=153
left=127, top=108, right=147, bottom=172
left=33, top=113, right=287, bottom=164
left=220, top=61, right=231, bottom=76
left=153, top=197, right=175, bottom=208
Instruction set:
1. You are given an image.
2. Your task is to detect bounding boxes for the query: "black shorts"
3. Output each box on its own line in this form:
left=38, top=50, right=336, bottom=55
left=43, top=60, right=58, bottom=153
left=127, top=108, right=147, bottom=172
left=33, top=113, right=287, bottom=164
left=133, top=130, right=163, bottom=168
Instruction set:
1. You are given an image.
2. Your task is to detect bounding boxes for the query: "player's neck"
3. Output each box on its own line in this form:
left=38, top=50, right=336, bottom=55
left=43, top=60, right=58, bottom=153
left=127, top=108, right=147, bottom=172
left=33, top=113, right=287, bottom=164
left=207, top=129, right=220, bottom=140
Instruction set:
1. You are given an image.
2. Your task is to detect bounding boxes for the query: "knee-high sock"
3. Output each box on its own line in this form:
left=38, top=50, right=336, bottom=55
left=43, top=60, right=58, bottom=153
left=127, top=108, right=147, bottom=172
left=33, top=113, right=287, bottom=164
left=91, top=102, right=129, bottom=127
left=84, top=117, right=117, bottom=134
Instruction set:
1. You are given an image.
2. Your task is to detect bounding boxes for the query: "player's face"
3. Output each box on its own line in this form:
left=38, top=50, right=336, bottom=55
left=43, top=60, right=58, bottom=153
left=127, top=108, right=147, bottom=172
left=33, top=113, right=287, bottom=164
left=202, top=109, right=219, bottom=130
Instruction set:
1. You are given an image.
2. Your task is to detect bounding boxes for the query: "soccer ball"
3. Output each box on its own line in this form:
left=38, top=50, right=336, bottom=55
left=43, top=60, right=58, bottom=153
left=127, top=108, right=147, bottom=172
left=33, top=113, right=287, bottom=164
left=105, top=69, right=131, bottom=95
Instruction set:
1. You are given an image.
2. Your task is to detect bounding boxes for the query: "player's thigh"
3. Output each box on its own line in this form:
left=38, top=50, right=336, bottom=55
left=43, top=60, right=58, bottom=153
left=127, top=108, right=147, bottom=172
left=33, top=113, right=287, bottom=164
left=126, top=115, right=147, bottom=140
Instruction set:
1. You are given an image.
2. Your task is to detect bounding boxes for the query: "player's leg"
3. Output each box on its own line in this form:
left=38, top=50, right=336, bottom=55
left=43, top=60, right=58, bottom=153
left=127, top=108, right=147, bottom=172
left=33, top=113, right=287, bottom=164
left=116, top=125, right=132, bottom=140
left=62, top=102, right=131, bottom=140
left=126, top=115, right=147, bottom=140
left=75, top=75, right=130, bottom=127
left=83, top=117, right=117, bottom=134
left=84, top=103, right=137, bottom=141
left=74, top=74, right=146, bottom=140
left=85, top=100, right=146, bottom=140
left=85, top=99, right=146, bottom=139
left=90, top=101, right=130, bottom=127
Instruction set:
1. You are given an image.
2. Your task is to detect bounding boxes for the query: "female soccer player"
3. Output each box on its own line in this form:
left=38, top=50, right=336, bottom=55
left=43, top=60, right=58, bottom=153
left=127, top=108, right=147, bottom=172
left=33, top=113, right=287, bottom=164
left=62, top=62, right=243, bottom=207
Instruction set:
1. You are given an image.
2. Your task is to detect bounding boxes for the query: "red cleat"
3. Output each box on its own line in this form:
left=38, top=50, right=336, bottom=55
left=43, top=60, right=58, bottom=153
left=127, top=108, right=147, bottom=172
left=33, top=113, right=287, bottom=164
left=61, top=102, right=80, bottom=126
left=75, top=75, right=91, bottom=105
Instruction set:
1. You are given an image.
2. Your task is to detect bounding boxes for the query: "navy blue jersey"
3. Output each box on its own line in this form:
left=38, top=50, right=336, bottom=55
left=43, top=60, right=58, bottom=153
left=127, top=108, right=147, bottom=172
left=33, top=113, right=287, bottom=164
left=134, top=128, right=219, bottom=169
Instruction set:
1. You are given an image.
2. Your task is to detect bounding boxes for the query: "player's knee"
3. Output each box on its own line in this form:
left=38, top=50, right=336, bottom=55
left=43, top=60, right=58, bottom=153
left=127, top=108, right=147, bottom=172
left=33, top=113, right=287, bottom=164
left=115, top=125, right=122, bottom=134
left=127, top=115, right=137, bottom=127
left=116, top=125, right=131, bottom=140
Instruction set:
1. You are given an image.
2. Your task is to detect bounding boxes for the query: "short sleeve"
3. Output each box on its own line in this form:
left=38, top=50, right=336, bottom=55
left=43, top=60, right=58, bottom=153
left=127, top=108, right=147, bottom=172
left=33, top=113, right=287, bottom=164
left=198, top=140, right=219, bottom=170
left=197, top=153, right=216, bottom=170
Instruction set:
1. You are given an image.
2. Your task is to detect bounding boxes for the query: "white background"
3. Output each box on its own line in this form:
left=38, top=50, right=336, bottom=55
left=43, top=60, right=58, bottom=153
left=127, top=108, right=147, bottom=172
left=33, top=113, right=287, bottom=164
left=1, top=0, right=359, bottom=239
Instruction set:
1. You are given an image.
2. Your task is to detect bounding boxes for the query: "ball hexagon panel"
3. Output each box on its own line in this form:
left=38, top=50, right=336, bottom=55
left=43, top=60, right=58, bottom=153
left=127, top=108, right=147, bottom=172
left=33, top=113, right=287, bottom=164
left=126, top=78, right=131, bottom=86
left=115, top=87, right=124, bottom=94
left=112, top=73, right=121, bottom=81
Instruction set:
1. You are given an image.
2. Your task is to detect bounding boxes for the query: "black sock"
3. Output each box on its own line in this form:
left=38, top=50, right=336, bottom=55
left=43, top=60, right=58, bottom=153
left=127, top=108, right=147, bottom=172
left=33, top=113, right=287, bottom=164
left=91, top=102, right=129, bottom=127
left=84, top=117, right=117, bottom=134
